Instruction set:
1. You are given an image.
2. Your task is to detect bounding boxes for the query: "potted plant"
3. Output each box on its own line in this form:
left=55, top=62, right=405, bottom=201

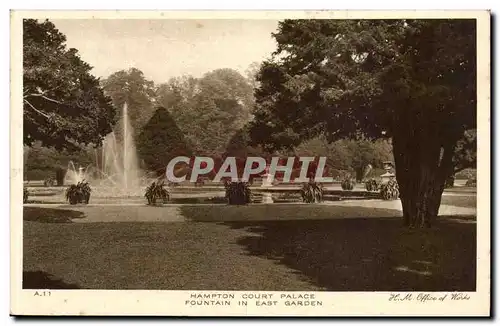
left=43, top=177, right=55, bottom=187
left=341, top=175, right=356, bottom=191
left=224, top=180, right=251, bottom=205
left=380, top=178, right=400, bottom=200
left=365, top=178, right=380, bottom=192
left=65, top=181, right=92, bottom=205
left=300, top=181, right=323, bottom=203
left=145, top=180, right=170, bottom=205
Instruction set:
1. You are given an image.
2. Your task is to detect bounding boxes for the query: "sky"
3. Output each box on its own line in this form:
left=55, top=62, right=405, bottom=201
left=51, top=19, right=280, bottom=84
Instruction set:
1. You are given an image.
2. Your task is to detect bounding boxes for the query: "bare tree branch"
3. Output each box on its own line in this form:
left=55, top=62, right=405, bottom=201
left=24, top=93, right=64, bottom=105
left=23, top=99, right=50, bottom=119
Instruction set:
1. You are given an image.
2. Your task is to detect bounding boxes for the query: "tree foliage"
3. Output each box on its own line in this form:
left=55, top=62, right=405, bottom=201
left=136, top=107, right=192, bottom=176
left=23, top=141, right=95, bottom=180
left=453, top=129, right=476, bottom=173
left=156, top=68, right=255, bottom=156
left=295, top=136, right=393, bottom=180
left=249, top=19, right=476, bottom=227
left=23, top=19, right=115, bottom=149
left=101, top=68, right=157, bottom=137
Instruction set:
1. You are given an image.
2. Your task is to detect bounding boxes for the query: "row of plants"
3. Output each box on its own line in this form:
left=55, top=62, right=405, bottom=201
left=24, top=181, right=94, bottom=205
left=143, top=180, right=254, bottom=206
left=48, top=177, right=400, bottom=207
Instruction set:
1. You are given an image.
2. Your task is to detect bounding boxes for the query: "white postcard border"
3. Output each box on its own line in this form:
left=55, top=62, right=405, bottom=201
left=10, top=10, right=491, bottom=316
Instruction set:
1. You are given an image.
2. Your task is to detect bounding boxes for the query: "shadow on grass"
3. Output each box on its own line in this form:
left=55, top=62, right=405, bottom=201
left=180, top=205, right=475, bottom=291
left=23, top=271, right=80, bottom=289
left=224, top=217, right=476, bottom=291
left=23, top=207, right=86, bottom=223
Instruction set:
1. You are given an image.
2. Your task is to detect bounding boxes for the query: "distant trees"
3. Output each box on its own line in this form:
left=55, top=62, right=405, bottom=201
left=155, top=68, right=255, bottom=156
left=453, top=129, right=477, bottom=174
left=23, top=19, right=115, bottom=150
left=23, top=141, right=94, bottom=182
left=294, top=136, right=393, bottom=180
left=101, top=68, right=157, bottom=138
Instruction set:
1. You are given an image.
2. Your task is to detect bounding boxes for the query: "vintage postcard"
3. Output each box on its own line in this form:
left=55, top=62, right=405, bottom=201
left=10, top=10, right=490, bottom=316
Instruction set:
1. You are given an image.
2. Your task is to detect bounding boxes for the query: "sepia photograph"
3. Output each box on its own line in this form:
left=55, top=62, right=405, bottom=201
left=10, top=10, right=490, bottom=316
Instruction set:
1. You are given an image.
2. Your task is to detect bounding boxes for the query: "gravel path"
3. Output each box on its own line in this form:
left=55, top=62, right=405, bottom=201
left=24, top=199, right=475, bottom=223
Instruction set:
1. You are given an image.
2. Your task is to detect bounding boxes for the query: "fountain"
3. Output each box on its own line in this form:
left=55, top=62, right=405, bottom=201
left=64, top=164, right=87, bottom=185
left=64, top=103, right=150, bottom=197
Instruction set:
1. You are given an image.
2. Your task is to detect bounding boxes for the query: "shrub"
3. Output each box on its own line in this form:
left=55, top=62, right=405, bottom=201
left=43, top=177, right=55, bottom=187
left=444, top=176, right=455, bottom=188
left=23, top=187, right=29, bottom=203
left=145, top=181, right=170, bottom=205
left=224, top=180, right=251, bottom=205
left=300, top=182, right=323, bottom=203
left=55, top=168, right=65, bottom=186
left=380, top=178, right=400, bottom=200
left=465, top=177, right=477, bottom=187
left=365, top=178, right=380, bottom=192
left=65, top=181, right=92, bottom=205
left=341, top=175, right=355, bottom=190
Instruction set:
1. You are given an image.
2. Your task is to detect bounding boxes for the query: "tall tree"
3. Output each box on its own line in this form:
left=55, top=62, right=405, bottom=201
left=101, top=68, right=157, bottom=136
left=136, top=107, right=192, bottom=176
left=249, top=19, right=476, bottom=227
left=245, top=61, right=262, bottom=90
left=156, top=75, right=199, bottom=111
left=23, top=19, right=115, bottom=149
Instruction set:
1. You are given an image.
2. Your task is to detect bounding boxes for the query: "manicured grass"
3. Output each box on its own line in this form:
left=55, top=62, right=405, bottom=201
left=23, top=205, right=476, bottom=291
left=441, top=195, right=476, bottom=208
left=444, top=186, right=477, bottom=194
left=180, top=205, right=402, bottom=222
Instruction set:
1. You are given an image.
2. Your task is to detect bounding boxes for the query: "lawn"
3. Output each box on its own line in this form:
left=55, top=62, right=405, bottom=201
left=440, top=195, right=477, bottom=208
left=23, top=205, right=476, bottom=291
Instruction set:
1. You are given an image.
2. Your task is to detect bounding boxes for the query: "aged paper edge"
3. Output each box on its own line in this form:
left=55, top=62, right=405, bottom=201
left=10, top=10, right=491, bottom=316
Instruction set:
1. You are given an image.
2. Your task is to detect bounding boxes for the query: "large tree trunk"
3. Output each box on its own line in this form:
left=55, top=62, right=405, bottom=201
left=392, top=108, right=456, bottom=228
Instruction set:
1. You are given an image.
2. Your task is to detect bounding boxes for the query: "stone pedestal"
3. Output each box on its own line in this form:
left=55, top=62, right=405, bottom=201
left=380, top=172, right=396, bottom=184
left=261, top=192, right=274, bottom=203
left=380, top=161, right=396, bottom=184
left=261, top=173, right=273, bottom=187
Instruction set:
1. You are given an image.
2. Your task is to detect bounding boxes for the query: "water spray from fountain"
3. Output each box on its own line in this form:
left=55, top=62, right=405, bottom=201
left=65, top=103, right=149, bottom=196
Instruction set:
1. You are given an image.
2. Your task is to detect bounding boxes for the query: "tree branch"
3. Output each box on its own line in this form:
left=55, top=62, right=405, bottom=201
left=24, top=93, right=64, bottom=105
left=23, top=99, right=50, bottom=119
